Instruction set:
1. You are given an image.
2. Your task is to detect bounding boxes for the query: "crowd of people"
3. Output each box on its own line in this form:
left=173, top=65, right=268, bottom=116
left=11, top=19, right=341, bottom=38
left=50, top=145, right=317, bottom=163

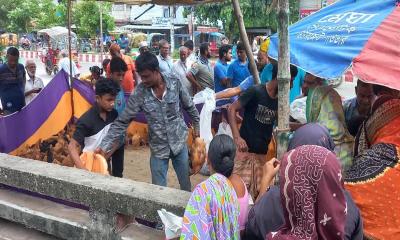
left=0, top=36, right=399, bottom=240
left=0, top=47, right=44, bottom=114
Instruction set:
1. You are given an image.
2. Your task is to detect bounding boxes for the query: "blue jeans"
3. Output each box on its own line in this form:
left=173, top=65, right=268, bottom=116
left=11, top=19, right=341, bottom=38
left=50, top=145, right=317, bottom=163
left=150, top=145, right=191, bottom=192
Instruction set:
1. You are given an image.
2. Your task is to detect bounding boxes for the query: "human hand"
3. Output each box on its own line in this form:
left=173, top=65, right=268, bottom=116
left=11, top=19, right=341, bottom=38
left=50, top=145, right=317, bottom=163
left=34, top=88, right=42, bottom=93
left=235, top=136, right=248, bottom=152
left=194, top=129, right=200, bottom=138
left=263, top=158, right=280, bottom=180
left=94, top=148, right=107, bottom=158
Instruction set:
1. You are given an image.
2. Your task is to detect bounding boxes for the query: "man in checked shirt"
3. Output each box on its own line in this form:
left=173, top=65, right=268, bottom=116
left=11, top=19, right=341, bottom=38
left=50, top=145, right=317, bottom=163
left=96, top=52, right=200, bottom=191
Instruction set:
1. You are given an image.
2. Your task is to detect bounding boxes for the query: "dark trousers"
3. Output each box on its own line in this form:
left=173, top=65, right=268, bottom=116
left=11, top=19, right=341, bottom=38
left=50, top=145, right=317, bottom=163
left=111, top=146, right=124, bottom=177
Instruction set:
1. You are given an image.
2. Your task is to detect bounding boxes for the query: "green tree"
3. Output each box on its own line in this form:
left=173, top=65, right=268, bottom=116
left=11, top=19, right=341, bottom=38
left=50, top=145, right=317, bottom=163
left=73, top=1, right=115, bottom=38
left=189, top=0, right=299, bottom=40
left=7, top=1, right=40, bottom=32
left=34, top=0, right=67, bottom=30
left=3, top=0, right=114, bottom=38
left=0, top=0, right=22, bottom=30
left=5, top=0, right=66, bottom=32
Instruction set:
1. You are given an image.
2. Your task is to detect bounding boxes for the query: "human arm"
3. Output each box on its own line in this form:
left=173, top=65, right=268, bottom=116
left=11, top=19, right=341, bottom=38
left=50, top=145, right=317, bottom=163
left=179, top=79, right=200, bottom=137
left=186, top=72, right=201, bottom=89
left=228, top=86, right=257, bottom=151
left=96, top=89, right=143, bottom=156
left=226, top=63, right=234, bottom=85
left=215, top=76, right=253, bottom=100
left=186, top=64, right=202, bottom=92
left=215, top=87, right=241, bottom=100
left=256, top=158, right=280, bottom=202
left=68, top=119, right=89, bottom=169
left=214, top=64, right=230, bottom=88
left=227, top=100, right=247, bottom=152
left=68, top=138, right=86, bottom=169
left=24, top=88, right=41, bottom=96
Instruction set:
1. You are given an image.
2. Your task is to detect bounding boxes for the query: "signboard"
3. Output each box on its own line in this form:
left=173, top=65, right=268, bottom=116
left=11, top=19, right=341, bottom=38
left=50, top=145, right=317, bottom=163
left=300, top=9, right=319, bottom=18
left=152, top=17, right=171, bottom=27
left=196, top=26, right=219, bottom=33
left=300, top=0, right=321, bottom=9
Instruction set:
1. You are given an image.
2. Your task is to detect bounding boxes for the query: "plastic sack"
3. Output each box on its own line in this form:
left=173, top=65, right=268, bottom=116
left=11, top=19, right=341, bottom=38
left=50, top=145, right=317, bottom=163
left=157, top=209, right=182, bottom=239
left=216, top=121, right=233, bottom=138
left=290, top=96, right=307, bottom=124
left=192, top=88, right=216, bottom=151
left=79, top=152, right=109, bottom=175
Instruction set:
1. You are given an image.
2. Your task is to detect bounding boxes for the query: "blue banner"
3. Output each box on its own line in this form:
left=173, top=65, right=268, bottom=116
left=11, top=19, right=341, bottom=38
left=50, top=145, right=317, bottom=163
left=268, top=0, right=396, bottom=79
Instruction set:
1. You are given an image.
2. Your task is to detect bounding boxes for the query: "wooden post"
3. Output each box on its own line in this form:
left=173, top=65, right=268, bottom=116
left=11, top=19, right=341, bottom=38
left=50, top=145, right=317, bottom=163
left=276, top=0, right=291, bottom=160
left=99, top=2, right=104, bottom=60
left=231, top=0, right=260, bottom=84
left=67, top=0, right=73, bottom=85
left=170, top=6, right=175, bottom=56
left=67, top=0, right=74, bottom=117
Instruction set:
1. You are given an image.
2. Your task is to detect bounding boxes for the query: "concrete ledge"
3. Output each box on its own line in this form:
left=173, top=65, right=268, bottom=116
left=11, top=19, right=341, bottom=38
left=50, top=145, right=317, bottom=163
left=0, top=218, right=60, bottom=240
left=121, top=223, right=164, bottom=240
left=0, top=154, right=190, bottom=223
left=0, top=188, right=90, bottom=239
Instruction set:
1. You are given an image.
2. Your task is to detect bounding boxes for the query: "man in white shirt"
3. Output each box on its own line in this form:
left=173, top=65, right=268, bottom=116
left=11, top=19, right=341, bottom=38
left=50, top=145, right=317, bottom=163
left=172, top=46, right=192, bottom=96
left=156, top=39, right=173, bottom=74
left=59, top=51, right=79, bottom=78
left=184, top=40, right=197, bottom=69
left=24, top=60, right=44, bottom=104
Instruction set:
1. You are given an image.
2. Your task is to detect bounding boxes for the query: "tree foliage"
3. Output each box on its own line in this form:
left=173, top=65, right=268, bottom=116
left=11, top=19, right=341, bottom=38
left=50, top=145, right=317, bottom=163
left=1, top=0, right=115, bottom=38
left=74, top=1, right=115, bottom=38
left=189, top=0, right=299, bottom=39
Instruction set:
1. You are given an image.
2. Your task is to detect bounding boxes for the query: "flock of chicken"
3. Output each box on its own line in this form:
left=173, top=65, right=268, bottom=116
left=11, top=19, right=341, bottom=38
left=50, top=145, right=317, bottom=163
left=14, top=124, right=77, bottom=167
left=14, top=121, right=206, bottom=175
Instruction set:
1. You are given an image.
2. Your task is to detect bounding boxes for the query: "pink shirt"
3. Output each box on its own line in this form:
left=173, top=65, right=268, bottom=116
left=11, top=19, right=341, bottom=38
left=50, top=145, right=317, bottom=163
left=238, top=180, right=249, bottom=230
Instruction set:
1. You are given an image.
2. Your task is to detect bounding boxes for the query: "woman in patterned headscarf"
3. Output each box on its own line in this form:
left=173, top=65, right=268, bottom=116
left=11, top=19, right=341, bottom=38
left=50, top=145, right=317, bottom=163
left=244, top=124, right=363, bottom=240
left=265, top=145, right=347, bottom=240
left=345, top=96, right=400, bottom=240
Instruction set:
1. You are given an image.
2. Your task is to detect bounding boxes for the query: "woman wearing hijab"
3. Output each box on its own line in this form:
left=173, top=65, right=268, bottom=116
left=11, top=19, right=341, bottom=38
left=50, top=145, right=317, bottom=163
left=307, top=85, right=354, bottom=169
left=345, top=96, right=400, bottom=240
left=244, top=123, right=363, bottom=240
left=181, top=135, right=248, bottom=240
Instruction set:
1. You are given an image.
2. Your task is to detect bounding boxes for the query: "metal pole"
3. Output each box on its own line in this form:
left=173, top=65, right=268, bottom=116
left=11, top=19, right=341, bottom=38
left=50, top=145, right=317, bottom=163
left=170, top=6, right=175, bottom=56
left=191, top=6, right=195, bottom=50
left=67, top=0, right=73, bottom=85
left=99, top=2, right=104, bottom=61
left=67, top=0, right=74, bottom=116
left=231, top=0, right=260, bottom=84
left=276, top=0, right=291, bottom=161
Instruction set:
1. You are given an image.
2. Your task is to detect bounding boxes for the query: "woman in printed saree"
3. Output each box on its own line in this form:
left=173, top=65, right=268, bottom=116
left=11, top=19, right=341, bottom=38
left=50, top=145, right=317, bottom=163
left=181, top=135, right=246, bottom=240
left=306, top=85, right=354, bottom=169
left=345, top=96, right=400, bottom=240
left=264, top=145, right=347, bottom=240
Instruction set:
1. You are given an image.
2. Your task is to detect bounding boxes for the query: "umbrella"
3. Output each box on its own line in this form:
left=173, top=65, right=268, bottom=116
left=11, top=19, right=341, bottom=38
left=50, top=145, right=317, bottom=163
left=268, top=0, right=400, bottom=90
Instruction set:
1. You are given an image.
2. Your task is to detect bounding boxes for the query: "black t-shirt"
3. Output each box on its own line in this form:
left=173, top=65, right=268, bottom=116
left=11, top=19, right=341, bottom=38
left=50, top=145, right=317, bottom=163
left=239, top=85, right=277, bottom=154
left=73, top=105, right=118, bottom=148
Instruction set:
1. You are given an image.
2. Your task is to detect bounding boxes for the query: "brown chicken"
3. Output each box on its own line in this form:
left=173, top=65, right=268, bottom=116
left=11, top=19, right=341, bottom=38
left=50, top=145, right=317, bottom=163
left=126, top=121, right=148, bottom=147
left=189, top=137, right=206, bottom=176
left=14, top=123, right=76, bottom=167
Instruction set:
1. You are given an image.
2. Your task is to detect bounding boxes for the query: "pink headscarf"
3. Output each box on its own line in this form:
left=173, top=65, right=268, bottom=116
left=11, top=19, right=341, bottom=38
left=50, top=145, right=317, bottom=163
left=266, top=145, right=346, bottom=240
